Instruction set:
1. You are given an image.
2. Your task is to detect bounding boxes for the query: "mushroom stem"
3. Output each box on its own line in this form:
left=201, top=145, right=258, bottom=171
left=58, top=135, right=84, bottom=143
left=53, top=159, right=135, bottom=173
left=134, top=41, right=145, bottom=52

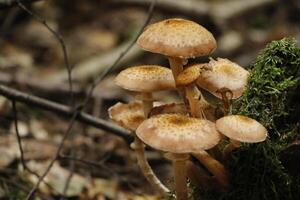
left=217, top=88, right=233, bottom=115
left=132, top=92, right=170, bottom=194
left=172, top=153, right=189, bottom=200
left=132, top=136, right=170, bottom=194
left=186, top=160, right=215, bottom=191
left=168, top=57, right=186, bottom=79
left=142, top=92, right=153, bottom=117
left=223, top=139, right=241, bottom=158
left=168, top=57, right=187, bottom=102
left=192, top=151, right=230, bottom=188
left=185, top=85, right=202, bottom=118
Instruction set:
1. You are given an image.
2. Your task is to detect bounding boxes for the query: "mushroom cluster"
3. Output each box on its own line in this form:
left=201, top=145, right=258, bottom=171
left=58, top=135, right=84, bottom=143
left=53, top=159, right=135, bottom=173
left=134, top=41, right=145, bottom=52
left=108, top=18, right=268, bottom=200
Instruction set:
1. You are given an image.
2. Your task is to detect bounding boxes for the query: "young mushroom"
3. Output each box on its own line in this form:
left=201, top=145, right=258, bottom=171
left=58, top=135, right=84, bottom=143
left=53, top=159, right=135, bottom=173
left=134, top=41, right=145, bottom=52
left=176, top=63, right=215, bottom=119
left=197, top=58, right=249, bottom=113
left=216, top=115, right=268, bottom=157
left=108, top=101, right=145, bottom=131
left=136, top=114, right=221, bottom=200
left=115, top=65, right=175, bottom=116
left=112, top=65, right=176, bottom=194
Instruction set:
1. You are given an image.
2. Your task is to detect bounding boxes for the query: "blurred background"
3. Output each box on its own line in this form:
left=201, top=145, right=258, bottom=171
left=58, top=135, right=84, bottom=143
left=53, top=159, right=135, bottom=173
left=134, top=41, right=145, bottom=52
left=0, top=0, right=299, bottom=199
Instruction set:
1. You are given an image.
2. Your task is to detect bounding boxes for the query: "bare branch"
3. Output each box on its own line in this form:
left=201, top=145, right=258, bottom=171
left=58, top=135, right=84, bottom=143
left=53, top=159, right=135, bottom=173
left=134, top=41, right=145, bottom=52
left=0, top=84, right=132, bottom=143
left=0, top=0, right=40, bottom=9
left=11, top=100, right=61, bottom=196
left=16, top=0, right=74, bottom=107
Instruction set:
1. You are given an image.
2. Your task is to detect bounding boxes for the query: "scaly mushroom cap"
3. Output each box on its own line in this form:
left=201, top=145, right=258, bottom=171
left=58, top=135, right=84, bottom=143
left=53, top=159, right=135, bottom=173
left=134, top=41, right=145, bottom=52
left=137, top=18, right=217, bottom=58
left=115, top=65, right=176, bottom=92
left=176, top=64, right=207, bottom=87
left=136, top=114, right=221, bottom=153
left=108, top=101, right=145, bottom=131
left=197, top=58, right=249, bottom=99
left=216, top=115, right=268, bottom=143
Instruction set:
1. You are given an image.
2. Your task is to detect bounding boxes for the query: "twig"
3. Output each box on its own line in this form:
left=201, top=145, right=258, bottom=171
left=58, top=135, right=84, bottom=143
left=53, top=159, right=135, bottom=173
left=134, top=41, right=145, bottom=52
left=11, top=100, right=61, bottom=196
left=57, top=154, right=146, bottom=197
left=60, top=148, right=75, bottom=200
left=58, top=154, right=110, bottom=171
left=0, top=177, right=52, bottom=200
left=15, top=3, right=76, bottom=196
left=25, top=109, right=79, bottom=200
left=0, top=6, right=20, bottom=37
left=0, top=72, right=83, bottom=96
left=16, top=0, right=74, bottom=107
left=80, top=0, right=156, bottom=110
left=49, top=41, right=142, bottom=82
left=0, top=0, right=40, bottom=9
left=0, top=84, right=132, bottom=143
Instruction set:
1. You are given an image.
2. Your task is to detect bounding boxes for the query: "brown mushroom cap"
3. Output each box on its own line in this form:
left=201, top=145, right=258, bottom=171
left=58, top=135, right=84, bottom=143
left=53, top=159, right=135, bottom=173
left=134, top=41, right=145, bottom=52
left=137, top=18, right=217, bottom=58
left=176, top=64, right=207, bottom=87
left=197, top=58, right=249, bottom=99
left=108, top=101, right=145, bottom=131
left=136, top=114, right=221, bottom=153
left=216, top=115, right=268, bottom=143
left=115, top=65, right=176, bottom=92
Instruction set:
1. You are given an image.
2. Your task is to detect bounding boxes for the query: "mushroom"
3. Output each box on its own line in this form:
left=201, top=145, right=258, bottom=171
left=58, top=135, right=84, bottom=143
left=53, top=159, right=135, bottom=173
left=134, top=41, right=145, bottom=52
left=216, top=115, right=268, bottom=157
left=115, top=65, right=175, bottom=116
left=197, top=58, right=249, bottom=113
left=136, top=114, right=221, bottom=200
left=108, top=101, right=145, bottom=131
left=176, top=63, right=215, bottom=119
left=137, top=18, right=217, bottom=105
left=113, top=65, right=176, bottom=194
left=108, top=101, right=169, bottom=194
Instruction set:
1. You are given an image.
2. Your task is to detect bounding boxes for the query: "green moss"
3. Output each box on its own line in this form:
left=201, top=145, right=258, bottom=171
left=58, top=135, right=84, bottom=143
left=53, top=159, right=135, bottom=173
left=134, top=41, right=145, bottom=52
left=198, top=38, right=300, bottom=200
left=235, top=38, right=300, bottom=138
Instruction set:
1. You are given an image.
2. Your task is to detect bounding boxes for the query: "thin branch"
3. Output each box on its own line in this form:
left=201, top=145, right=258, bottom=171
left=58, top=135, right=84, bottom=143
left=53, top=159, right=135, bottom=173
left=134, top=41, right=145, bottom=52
left=11, top=100, right=61, bottom=196
left=0, top=0, right=41, bottom=9
left=60, top=139, right=76, bottom=199
left=57, top=154, right=146, bottom=196
left=81, top=0, right=156, bottom=110
left=0, top=177, right=52, bottom=200
left=16, top=0, right=74, bottom=107
left=0, top=84, right=132, bottom=143
left=25, top=109, right=78, bottom=200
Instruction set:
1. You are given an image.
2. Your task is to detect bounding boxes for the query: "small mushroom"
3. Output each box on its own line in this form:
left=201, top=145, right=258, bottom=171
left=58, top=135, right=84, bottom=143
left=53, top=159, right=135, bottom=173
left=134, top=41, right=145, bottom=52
left=197, top=58, right=249, bottom=113
left=136, top=114, right=221, bottom=200
left=216, top=115, right=268, bottom=157
left=115, top=65, right=175, bottom=116
left=108, top=101, right=145, bottom=131
left=176, top=63, right=213, bottom=118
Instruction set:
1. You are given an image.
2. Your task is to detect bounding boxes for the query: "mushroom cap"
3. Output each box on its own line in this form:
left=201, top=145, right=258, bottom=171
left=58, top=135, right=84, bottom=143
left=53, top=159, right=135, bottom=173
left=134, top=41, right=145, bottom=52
left=197, top=58, right=249, bottom=99
left=115, top=65, right=176, bottom=92
left=137, top=18, right=217, bottom=58
left=216, top=115, right=267, bottom=143
left=108, top=101, right=145, bottom=131
left=176, top=64, right=207, bottom=87
left=136, top=114, right=221, bottom=153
